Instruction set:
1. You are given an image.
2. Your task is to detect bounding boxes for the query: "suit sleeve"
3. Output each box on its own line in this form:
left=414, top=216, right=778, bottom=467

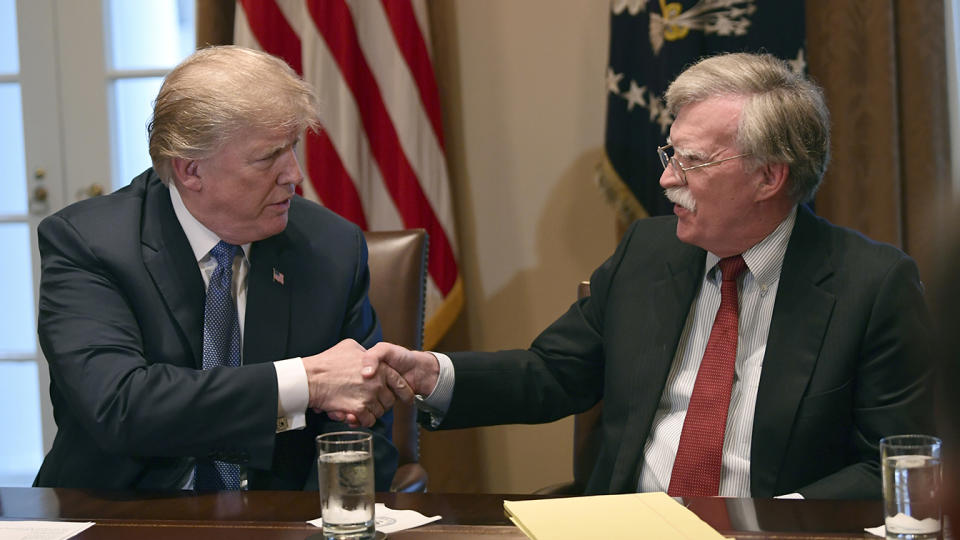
left=37, top=214, right=278, bottom=468
left=439, top=221, right=643, bottom=429
left=338, top=227, right=382, bottom=349
left=798, top=254, right=934, bottom=499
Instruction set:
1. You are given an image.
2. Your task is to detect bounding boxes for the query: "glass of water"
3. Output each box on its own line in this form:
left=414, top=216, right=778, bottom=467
left=317, top=431, right=375, bottom=540
left=881, top=434, right=942, bottom=539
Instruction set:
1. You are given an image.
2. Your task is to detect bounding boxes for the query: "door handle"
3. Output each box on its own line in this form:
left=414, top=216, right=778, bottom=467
left=74, top=183, right=105, bottom=201
left=30, top=185, right=49, bottom=215
left=86, top=183, right=104, bottom=197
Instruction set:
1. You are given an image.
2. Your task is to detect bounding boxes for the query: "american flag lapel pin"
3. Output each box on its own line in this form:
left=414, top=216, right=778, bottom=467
left=272, top=268, right=285, bottom=285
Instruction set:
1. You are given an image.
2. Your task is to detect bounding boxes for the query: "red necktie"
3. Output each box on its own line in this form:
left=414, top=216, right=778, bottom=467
left=668, top=255, right=747, bottom=497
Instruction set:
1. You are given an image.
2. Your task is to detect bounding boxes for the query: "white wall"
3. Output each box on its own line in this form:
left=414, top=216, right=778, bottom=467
left=427, top=0, right=617, bottom=493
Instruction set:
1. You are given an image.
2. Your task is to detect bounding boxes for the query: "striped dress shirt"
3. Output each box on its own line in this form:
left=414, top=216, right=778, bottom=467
left=639, top=207, right=797, bottom=496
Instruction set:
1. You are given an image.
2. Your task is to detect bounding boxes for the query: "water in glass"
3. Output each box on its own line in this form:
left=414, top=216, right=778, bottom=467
left=317, top=432, right=375, bottom=539
left=881, top=435, right=942, bottom=540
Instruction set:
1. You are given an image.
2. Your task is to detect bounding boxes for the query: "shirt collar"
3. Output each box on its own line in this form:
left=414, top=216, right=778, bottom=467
left=168, top=182, right=251, bottom=262
left=704, top=206, right=797, bottom=285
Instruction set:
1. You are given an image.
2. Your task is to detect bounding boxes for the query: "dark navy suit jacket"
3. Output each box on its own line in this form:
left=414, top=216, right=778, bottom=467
left=34, top=169, right=396, bottom=490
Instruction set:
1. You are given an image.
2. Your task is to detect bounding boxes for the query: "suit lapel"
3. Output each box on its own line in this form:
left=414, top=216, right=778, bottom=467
left=750, top=206, right=836, bottom=496
left=244, top=233, right=292, bottom=364
left=140, top=175, right=206, bottom=367
left=609, top=242, right=705, bottom=493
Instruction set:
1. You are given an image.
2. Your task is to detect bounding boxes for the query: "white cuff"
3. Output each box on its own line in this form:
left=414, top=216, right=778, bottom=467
left=416, top=352, right=454, bottom=427
left=274, top=357, right=308, bottom=432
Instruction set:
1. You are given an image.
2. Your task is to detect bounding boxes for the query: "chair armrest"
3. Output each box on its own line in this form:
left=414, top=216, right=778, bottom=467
left=390, top=463, right=428, bottom=493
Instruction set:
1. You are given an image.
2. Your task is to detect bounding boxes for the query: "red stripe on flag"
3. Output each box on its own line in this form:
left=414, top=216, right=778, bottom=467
left=380, top=0, right=446, bottom=151
left=306, top=0, right=457, bottom=294
left=305, top=130, right=369, bottom=230
left=239, top=0, right=303, bottom=74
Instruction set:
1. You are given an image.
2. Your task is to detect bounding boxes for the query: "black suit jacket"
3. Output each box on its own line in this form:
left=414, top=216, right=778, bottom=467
left=440, top=206, right=932, bottom=499
left=34, top=169, right=397, bottom=490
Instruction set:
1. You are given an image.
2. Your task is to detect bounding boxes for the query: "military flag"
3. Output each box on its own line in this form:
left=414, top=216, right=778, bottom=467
left=601, top=0, right=806, bottom=222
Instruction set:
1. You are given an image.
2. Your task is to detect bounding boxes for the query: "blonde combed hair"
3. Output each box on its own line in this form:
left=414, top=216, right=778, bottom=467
left=665, top=52, right=830, bottom=203
left=148, top=46, right=321, bottom=183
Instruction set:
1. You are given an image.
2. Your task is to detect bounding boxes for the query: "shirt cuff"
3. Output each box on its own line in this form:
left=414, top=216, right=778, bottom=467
left=415, top=352, right=454, bottom=428
left=274, top=357, right=308, bottom=432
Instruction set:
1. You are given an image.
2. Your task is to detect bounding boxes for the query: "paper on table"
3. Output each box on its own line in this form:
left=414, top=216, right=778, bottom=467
left=504, top=492, right=728, bottom=540
left=0, top=521, right=94, bottom=540
left=865, top=514, right=942, bottom=538
left=307, top=503, right=441, bottom=534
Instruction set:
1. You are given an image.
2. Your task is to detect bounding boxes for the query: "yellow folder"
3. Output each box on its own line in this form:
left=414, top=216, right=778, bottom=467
left=503, top=492, right=728, bottom=540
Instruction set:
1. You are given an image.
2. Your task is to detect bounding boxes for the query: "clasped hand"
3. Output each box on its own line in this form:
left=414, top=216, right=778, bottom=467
left=302, top=339, right=413, bottom=427
left=305, top=340, right=440, bottom=427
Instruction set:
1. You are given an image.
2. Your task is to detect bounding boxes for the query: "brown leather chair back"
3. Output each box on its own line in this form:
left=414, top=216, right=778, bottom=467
left=363, top=229, right=428, bottom=492
left=365, top=230, right=427, bottom=350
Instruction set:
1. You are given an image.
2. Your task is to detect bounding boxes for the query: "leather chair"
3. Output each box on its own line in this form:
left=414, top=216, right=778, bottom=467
left=363, top=229, right=429, bottom=493
left=536, top=281, right=603, bottom=495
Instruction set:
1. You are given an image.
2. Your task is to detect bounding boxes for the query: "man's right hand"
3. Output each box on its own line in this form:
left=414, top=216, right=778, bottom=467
left=302, top=339, right=415, bottom=427
left=362, top=342, right=440, bottom=397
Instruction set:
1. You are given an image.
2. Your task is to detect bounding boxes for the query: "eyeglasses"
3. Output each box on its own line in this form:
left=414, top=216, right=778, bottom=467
left=657, top=143, right=751, bottom=185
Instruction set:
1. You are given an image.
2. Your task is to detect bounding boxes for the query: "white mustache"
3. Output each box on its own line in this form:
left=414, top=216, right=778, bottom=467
left=664, top=187, right=697, bottom=212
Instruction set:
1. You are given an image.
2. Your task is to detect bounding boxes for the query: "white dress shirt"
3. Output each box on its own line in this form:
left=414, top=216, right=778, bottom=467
left=168, top=182, right=309, bottom=433
left=423, top=208, right=797, bottom=496
left=639, top=207, right=796, bottom=496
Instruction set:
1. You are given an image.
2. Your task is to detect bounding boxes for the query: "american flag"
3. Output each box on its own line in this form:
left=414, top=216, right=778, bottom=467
left=235, top=0, right=461, bottom=348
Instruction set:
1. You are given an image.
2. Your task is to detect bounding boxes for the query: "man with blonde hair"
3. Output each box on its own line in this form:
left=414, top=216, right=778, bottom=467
left=368, top=52, right=932, bottom=499
left=34, top=46, right=411, bottom=491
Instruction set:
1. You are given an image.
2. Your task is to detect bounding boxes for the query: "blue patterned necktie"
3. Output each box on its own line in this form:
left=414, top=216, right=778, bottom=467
left=196, top=240, right=242, bottom=490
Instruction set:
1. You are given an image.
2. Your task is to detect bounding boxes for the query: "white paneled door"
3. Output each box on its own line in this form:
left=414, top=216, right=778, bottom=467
left=0, top=0, right=193, bottom=486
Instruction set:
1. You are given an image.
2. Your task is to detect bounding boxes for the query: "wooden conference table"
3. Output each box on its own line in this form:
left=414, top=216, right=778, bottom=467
left=0, top=487, right=898, bottom=539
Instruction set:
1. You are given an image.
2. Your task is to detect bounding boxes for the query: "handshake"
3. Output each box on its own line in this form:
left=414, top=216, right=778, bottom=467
left=301, top=340, right=439, bottom=427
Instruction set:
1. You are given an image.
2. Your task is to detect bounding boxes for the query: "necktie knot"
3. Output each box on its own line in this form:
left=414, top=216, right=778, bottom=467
left=718, top=255, right=746, bottom=283
left=210, top=241, right=239, bottom=269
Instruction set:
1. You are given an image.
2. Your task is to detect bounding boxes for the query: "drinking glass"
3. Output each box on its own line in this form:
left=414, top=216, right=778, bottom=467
left=881, top=434, right=942, bottom=539
left=317, top=431, right=375, bottom=539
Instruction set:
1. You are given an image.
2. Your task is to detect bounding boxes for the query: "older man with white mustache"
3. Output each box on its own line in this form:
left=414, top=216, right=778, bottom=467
left=664, top=185, right=696, bottom=213
left=364, top=52, right=933, bottom=500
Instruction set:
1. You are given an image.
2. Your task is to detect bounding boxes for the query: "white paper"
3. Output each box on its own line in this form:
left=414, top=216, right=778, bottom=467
left=886, top=513, right=941, bottom=533
left=865, top=513, right=942, bottom=537
left=0, top=521, right=95, bottom=540
left=307, top=503, right=441, bottom=534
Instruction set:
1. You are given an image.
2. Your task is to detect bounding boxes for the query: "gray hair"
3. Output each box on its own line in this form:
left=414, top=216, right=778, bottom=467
left=665, top=52, right=830, bottom=203
left=148, top=46, right=321, bottom=183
